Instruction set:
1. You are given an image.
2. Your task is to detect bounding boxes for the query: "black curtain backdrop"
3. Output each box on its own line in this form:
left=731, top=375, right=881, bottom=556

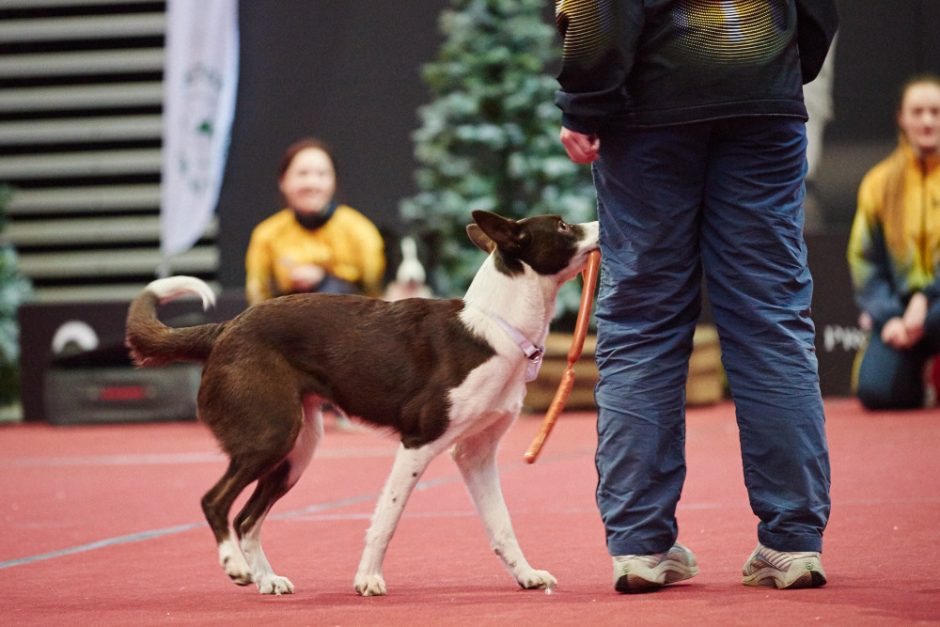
left=216, top=0, right=447, bottom=288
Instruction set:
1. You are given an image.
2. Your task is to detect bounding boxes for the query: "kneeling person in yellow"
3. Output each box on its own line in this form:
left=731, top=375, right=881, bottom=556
left=246, top=138, right=386, bottom=305
left=848, top=76, right=940, bottom=409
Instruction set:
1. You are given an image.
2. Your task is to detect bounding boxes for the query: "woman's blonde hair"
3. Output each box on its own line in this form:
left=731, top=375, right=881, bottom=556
left=881, top=74, right=940, bottom=250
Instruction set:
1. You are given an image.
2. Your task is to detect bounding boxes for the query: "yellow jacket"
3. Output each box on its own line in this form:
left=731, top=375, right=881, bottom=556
left=245, top=205, right=385, bottom=304
left=847, top=141, right=940, bottom=324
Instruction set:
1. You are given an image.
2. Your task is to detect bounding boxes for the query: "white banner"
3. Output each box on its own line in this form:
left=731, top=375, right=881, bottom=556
left=160, top=0, right=239, bottom=263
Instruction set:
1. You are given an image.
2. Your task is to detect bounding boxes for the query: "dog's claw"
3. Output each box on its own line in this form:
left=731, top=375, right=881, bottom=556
left=258, top=575, right=295, bottom=595
left=516, top=569, right=557, bottom=590
left=354, top=574, right=388, bottom=596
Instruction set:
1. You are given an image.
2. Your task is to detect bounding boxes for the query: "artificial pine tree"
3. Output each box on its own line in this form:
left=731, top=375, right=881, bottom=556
left=399, top=0, right=597, bottom=323
left=0, top=187, right=32, bottom=410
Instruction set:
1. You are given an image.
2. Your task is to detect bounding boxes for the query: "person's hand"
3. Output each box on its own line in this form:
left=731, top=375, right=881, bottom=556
left=881, top=317, right=913, bottom=350
left=902, top=292, right=928, bottom=344
left=290, top=264, right=326, bottom=291
left=560, top=127, right=600, bottom=164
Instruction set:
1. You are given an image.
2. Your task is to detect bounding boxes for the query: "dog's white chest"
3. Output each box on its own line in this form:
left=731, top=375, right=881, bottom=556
left=447, top=356, right=527, bottom=425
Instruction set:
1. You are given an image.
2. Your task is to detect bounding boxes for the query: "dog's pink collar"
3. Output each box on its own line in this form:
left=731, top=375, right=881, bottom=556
left=488, top=313, right=544, bottom=382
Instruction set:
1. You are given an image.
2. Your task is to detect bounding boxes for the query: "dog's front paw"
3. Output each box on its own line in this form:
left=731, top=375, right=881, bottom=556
left=516, top=568, right=557, bottom=590
left=354, top=573, right=387, bottom=596
left=257, top=574, right=295, bottom=595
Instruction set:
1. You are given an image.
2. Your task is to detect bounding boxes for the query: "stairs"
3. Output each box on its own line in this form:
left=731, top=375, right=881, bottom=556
left=0, top=0, right=219, bottom=304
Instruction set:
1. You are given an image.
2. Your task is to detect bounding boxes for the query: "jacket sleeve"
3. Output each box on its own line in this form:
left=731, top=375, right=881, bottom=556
left=554, top=0, right=641, bottom=135
left=795, top=0, right=839, bottom=84
left=356, top=218, right=387, bottom=297
left=245, top=223, right=274, bottom=305
left=846, top=177, right=905, bottom=325
left=921, top=275, right=940, bottom=302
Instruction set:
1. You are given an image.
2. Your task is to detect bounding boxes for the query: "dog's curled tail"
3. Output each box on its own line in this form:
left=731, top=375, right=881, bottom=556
left=125, top=276, right=225, bottom=367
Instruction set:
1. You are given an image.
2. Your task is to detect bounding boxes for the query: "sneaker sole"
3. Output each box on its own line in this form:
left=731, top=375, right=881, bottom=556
left=615, top=573, right=663, bottom=593
left=743, top=567, right=827, bottom=589
left=614, top=562, right=699, bottom=594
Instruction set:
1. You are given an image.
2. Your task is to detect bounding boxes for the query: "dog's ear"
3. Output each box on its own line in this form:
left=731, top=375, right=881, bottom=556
left=470, top=210, right=529, bottom=255
left=466, top=223, right=495, bottom=252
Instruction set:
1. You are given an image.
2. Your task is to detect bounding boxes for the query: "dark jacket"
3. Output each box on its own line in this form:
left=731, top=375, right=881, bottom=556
left=555, top=0, right=838, bottom=134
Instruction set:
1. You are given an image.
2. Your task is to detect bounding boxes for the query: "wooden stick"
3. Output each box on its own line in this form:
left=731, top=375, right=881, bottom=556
left=524, top=249, right=601, bottom=463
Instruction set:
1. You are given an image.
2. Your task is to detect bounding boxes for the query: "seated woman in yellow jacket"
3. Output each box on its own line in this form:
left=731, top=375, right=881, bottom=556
left=847, top=75, right=940, bottom=409
left=245, top=138, right=386, bottom=305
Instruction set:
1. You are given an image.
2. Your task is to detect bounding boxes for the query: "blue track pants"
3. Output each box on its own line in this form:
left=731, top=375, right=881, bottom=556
left=592, top=117, right=831, bottom=556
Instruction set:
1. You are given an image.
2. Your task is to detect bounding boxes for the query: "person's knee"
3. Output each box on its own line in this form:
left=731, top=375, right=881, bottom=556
left=857, top=378, right=922, bottom=410
left=857, top=384, right=893, bottom=410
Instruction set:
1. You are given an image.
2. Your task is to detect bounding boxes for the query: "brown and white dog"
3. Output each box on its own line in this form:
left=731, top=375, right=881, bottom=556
left=125, top=210, right=598, bottom=596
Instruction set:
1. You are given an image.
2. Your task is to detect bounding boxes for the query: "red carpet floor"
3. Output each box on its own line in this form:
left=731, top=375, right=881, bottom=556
left=1, top=399, right=939, bottom=626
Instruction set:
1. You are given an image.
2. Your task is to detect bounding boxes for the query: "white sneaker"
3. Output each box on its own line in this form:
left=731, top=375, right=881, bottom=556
left=612, top=542, right=699, bottom=593
left=742, top=543, right=827, bottom=589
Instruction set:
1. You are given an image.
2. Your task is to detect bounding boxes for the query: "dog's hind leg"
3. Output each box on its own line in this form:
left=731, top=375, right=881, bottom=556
left=234, top=399, right=323, bottom=595
left=354, top=440, right=446, bottom=596
left=452, top=413, right=557, bottom=591
left=201, top=462, right=260, bottom=586
left=234, top=461, right=296, bottom=595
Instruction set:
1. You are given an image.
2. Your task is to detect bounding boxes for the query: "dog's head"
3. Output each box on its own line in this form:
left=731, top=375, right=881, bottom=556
left=466, top=210, right=599, bottom=282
